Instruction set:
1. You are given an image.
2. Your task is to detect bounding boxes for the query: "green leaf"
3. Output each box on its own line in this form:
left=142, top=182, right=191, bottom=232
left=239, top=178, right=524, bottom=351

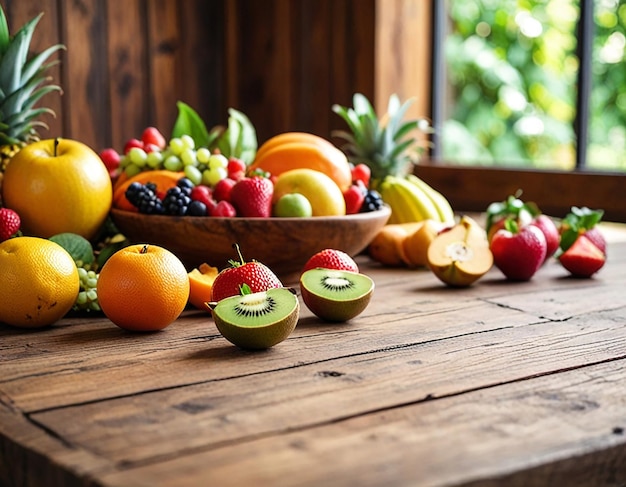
left=0, top=4, right=10, bottom=55
left=49, top=233, right=94, bottom=266
left=171, top=101, right=214, bottom=148
left=214, top=108, right=257, bottom=164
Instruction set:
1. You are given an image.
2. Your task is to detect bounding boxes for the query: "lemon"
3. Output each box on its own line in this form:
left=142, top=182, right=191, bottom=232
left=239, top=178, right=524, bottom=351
left=272, top=168, right=346, bottom=216
left=0, top=237, right=80, bottom=328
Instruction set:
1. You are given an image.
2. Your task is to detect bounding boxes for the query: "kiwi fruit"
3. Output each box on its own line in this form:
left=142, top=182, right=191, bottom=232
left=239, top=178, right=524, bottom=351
left=299, top=269, right=374, bottom=322
left=208, top=287, right=299, bottom=349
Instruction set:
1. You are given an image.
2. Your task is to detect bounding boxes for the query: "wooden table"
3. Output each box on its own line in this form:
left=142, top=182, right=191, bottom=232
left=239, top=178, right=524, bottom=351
left=2, top=222, right=626, bottom=487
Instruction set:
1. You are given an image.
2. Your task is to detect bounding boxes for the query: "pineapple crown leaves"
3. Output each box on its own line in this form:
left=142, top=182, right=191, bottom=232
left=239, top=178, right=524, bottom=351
left=0, top=6, right=65, bottom=143
left=332, top=93, right=432, bottom=184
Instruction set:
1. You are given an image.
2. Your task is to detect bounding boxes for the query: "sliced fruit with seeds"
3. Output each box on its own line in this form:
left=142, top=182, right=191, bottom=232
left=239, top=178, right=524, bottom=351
left=208, top=287, right=299, bottom=349
left=299, top=268, right=374, bottom=322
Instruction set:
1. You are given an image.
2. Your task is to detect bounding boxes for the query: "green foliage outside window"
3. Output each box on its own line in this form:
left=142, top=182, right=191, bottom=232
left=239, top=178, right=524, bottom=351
left=442, top=0, right=626, bottom=171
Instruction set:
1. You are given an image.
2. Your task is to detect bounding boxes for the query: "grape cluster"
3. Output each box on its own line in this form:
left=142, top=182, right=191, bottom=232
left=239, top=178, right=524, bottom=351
left=74, top=267, right=101, bottom=312
left=119, top=134, right=234, bottom=187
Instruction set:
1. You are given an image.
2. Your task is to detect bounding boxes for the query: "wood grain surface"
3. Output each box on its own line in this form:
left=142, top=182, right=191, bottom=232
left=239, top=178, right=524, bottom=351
left=1, top=223, right=625, bottom=486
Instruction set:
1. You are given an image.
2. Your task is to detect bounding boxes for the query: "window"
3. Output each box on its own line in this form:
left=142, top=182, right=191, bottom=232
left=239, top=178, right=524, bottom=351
left=409, top=0, right=625, bottom=222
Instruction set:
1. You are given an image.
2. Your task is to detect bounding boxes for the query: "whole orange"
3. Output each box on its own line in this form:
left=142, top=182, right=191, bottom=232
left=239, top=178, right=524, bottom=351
left=97, top=244, right=190, bottom=331
left=0, top=237, right=79, bottom=328
left=2, top=138, right=113, bottom=239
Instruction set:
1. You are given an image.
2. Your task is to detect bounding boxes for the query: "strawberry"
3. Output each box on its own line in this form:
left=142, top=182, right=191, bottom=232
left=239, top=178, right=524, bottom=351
left=211, top=244, right=283, bottom=302
left=490, top=219, right=547, bottom=281
left=559, top=234, right=605, bottom=277
left=227, top=158, right=247, bottom=181
left=343, top=184, right=365, bottom=215
left=558, top=206, right=606, bottom=277
left=302, top=249, right=359, bottom=274
left=0, top=208, right=21, bottom=241
left=141, top=127, right=166, bottom=150
left=230, top=176, right=273, bottom=217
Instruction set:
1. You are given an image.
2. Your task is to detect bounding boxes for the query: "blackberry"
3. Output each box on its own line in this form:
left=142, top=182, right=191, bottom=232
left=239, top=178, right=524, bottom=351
left=125, top=182, right=165, bottom=214
left=360, top=189, right=385, bottom=213
left=163, top=186, right=192, bottom=215
left=176, top=177, right=195, bottom=196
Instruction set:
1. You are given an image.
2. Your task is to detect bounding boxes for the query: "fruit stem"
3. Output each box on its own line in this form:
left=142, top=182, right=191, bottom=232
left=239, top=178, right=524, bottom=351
left=233, top=243, right=245, bottom=265
left=140, top=244, right=149, bottom=254
left=54, top=137, right=60, bottom=157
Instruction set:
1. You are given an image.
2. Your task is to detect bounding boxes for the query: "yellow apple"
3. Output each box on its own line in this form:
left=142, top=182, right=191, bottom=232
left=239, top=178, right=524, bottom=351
left=272, top=168, right=346, bottom=216
left=2, top=138, right=113, bottom=239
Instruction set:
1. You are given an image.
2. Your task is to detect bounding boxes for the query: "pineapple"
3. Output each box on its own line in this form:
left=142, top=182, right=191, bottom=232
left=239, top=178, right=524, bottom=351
left=332, top=93, right=432, bottom=188
left=0, top=5, right=64, bottom=178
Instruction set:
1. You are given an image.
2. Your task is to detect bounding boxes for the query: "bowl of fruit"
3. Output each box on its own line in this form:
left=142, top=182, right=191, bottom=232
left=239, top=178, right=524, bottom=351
left=106, top=128, right=390, bottom=280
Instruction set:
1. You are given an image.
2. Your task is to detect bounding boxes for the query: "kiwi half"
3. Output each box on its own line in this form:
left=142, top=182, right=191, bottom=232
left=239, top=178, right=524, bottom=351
left=299, top=269, right=374, bottom=322
left=209, top=287, right=299, bottom=349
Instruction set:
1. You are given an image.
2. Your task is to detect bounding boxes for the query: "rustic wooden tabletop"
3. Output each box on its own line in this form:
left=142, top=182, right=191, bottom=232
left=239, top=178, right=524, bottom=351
left=1, top=222, right=626, bottom=487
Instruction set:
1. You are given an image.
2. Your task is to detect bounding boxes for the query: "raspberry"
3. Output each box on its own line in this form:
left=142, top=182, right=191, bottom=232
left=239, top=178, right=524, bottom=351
left=0, top=208, right=21, bottom=241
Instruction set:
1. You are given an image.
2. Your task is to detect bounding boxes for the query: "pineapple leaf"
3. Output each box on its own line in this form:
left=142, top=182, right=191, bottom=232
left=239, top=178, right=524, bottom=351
left=0, top=5, right=9, bottom=55
left=0, top=13, right=42, bottom=91
left=353, top=93, right=376, bottom=118
left=21, top=43, right=65, bottom=86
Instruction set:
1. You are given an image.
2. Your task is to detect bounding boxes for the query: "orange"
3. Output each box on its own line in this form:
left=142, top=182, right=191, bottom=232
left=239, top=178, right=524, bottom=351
left=249, top=138, right=352, bottom=191
left=112, top=170, right=184, bottom=211
left=255, top=132, right=339, bottom=161
left=188, top=263, right=219, bottom=311
left=0, top=237, right=80, bottom=328
left=97, top=244, right=190, bottom=331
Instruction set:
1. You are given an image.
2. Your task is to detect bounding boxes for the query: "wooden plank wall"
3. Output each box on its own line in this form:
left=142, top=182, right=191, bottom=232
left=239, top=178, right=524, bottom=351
left=1, top=0, right=376, bottom=153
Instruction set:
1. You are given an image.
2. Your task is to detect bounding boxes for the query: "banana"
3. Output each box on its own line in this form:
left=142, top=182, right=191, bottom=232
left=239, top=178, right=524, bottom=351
left=389, top=175, right=442, bottom=223
left=406, top=174, right=456, bottom=225
left=379, top=179, right=413, bottom=224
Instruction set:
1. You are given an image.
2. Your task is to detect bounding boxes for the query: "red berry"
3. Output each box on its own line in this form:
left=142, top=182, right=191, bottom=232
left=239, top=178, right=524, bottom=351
left=351, top=163, right=371, bottom=187
left=0, top=208, right=21, bottom=241
left=143, top=142, right=161, bottom=154
left=559, top=234, right=606, bottom=277
left=123, top=138, right=143, bottom=155
left=99, top=148, right=121, bottom=177
left=302, top=249, right=359, bottom=274
left=213, top=178, right=237, bottom=202
left=211, top=244, right=283, bottom=302
left=141, top=127, right=166, bottom=150
left=343, top=184, right=366, bottom=215
left=230, top=177, right=274, bottom=218
left=227, top=158, right=247, bottom=181
left=210, top=200, right=237, bottom=217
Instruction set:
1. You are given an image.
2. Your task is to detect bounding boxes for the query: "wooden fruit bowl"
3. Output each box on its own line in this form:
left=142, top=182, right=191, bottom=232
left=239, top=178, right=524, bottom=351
left=109, top=206, right=391, bottom=281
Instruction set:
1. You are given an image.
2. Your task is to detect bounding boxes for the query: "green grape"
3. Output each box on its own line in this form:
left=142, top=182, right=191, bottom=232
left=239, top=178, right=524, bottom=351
left=208, top=153, right=229, bottom=169
left=184, top=165, right=203, bottom=185
left=73, top=268, right=101, bottom=312
left=163, top=155, right=184, bottom=172
left=169, top=137, right=185, bottom=155
left=119, top=154, right=132, bottom=169
left=180, top=148, right=198, bottom=166
left=181, top=134, right=195, bottom=150
left=146, top=150, right=164, bottom=168
left=202, top=166, right=227, bottom=186
left=196, top=147, right=211, bottom=164
left=124, top=163, right=142, bottom=177
left=128, top=147, right=148, bottom=167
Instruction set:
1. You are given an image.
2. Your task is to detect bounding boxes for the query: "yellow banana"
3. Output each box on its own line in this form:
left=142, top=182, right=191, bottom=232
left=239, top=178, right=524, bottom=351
left=379, top=179, right=414, bottom=224
left=406, top=174, right=456, bottom=225
left=389, top=175, right=442, bottom=222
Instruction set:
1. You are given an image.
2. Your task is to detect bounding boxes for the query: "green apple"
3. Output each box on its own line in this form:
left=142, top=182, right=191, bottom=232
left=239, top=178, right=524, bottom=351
left=273, top=193, right=313, bottom=217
